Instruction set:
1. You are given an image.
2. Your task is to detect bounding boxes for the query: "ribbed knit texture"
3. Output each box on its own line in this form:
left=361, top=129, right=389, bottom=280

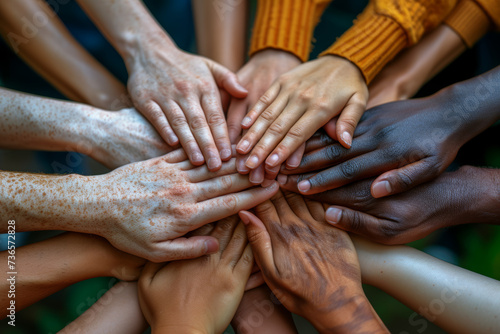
left=250, top=0, right=332, bottom=62
left=445, top=1, right=490, bottom=47
left=321, top=0, right=457, bottom=83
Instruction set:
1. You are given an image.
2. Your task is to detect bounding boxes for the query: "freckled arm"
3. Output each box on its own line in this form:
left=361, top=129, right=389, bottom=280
left=354, top=236, right=500, bottom=334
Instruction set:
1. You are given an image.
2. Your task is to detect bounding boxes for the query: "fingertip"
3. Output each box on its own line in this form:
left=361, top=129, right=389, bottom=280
left=238, top=210, right=251, bottom=225
left=325, top=207, right=343, bottom=225
left=371, top=180, right=392, bottom=198
left=204, top=238, right=220, bottom=254
left=340, top=131, right=352, bottom=149
left=297, top=180, right=311, bottom=193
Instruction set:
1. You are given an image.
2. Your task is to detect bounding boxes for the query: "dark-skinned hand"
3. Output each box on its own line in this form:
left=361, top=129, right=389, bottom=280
left=280, top=69, right=500, bottom=197
left=302, top=166, right=499, bottom=244
left=239, top=191, right=388, bottom=334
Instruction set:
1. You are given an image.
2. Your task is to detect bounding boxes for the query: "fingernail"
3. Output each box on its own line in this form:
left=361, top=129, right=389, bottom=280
left=297, top=180, right=311, bottom=193
left=220, top=149, right=232, bottom=160
left=169, top=134, right=179, bottom=145
left=249, top=173, right=264, bottom=184
left=372, top=180, right=392, bottom=198
left=238, top=139, right=250, bottom=153
left=286, top=156, right=301, bottom=169
left=326, top=207, right=342, bottom=224
left=204, top=239, right=219, bottom=254
left=341, top=131, right=352, bottom=147
left=267, top=153, right=280, bottom=167
left=261, top=179, right=274, bottom=187
left=207, top=157, right=220, bottom=170
left=241, top=117, right=252, bottom=128
left=237, top=158, right=250, bottom=173
left=192, top=152, right=204, bottom=164
left=277, top=174, right=287, bottom=185
left=239, top=212, right=250, bottom=225
left=245, top=155, right=259, bottom=169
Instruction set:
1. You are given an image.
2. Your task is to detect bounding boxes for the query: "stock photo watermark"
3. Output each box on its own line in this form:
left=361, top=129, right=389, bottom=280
left=6, top=219, right=16, bottom=327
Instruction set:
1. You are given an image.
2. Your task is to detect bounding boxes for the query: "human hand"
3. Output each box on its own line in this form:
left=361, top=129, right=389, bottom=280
left=307, top=166, right=498, bottom=244
left=138, top=216, right=253, bottom=334
left=87, top=150, right=279, bottom=262
left=240, top=191, right=387, bottom=333
left=280, top=95, right=475, bottom=197
left=236, top=55, right=368, bottom=178
left=89, top=107, right=173, bottom=169
left=127, top=40, right=247, bottom=171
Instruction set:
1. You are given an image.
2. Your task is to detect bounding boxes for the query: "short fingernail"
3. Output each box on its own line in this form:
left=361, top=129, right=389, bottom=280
left=239, top=212, right=250, bottom=225
left=326, top=207, right=342, bottom=224
left=286, top=156, right=301, bottom=169
left=245, top=155, right=259, bottom=169
left=204, top=239, right=219, bottom=254
left=168, top=134, right=179, bottom=145
left=207, top=157, right=220, bottom=170
left=297, top=180, right=311, bottom=193
left=277, top=174, right=287, bottom=185
left=267, top=153, right=280, bottom=167
left=372, top=180, right=392, bottom=198
left=237, top=158, right=250, bottom=173
left=241, top=117, right=252, bottom=128
left=249, top=173, right=264, bottom=184
left=238, top=139, right=250, bottom=153
left=341, top=131, right=352, bottom=147
left=220, top=149, right=232, bottom=160
left=192, top=152, right=204, bottom=163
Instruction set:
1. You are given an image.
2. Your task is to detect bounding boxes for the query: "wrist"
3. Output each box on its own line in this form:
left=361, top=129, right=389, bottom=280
left=251, top=49, right=302, bottom=65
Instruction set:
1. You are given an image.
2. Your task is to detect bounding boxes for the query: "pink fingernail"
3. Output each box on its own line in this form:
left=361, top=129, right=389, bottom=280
left=267, top=154, right=280, bottom=167
left=238, top=140, right=250, bottom=153
left=277, top=174, right=287, bottom=185
left=372, top=181, right=392, bottom=198
left=241, top=117, right=252, bottom=128
left=326, top=207, right=342, bottom=224
left=245, top=155, right=259, bottom=169
left=298, top=180, right=311, bottom=193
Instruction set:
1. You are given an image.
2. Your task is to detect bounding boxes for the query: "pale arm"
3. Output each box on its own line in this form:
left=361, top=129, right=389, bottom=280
left=58, top=282, right=147, bottom=334
left=354, top=236, right=500, bottom=333
left=0, top=0, right=129, bottom=110
left=0, top=233, right=145, bottom=318
left=192, top=0, right=248, bottom=72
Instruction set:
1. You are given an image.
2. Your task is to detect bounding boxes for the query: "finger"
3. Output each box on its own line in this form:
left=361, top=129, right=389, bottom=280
left=285, top=143, right=305, bottom=169
left=277, top=172, right=315, bottom=193
left=336, top=93, right=367, bottom=149
left=138, top=100, right=179, bottom=146
left=263, top=108, right=328, bottom=169
left=269, top=190, right=301, bottom=228
left=164, top=148, right=188, bottom=163
left=244, top=271, right=265, bottom=291
left=304, top=197, right=327, bottom=222
left=281, top=190, right=315, bottom=222
left=371, top=158, right=440, bottom=198
left=227, top=98, right=249, bottom=144
left=240, top=82, right=281, bottom=130
left=295, top=151, right=396, bottom=195
left=249, top=163, right=265, bottom=184
left=180, top=99, right=222, bottom=171
left=242, top=102, right=305, bottom=168
left=324, top=206, right=396, bottom=244
left=281, top=138, right=373, bottom=175
left=323, top=117, right=338, bottom=141
left=235, top=244, right=254, bottom=277
left=187, top=223, right=216, bottom=237
left=187, top=157, right=237, bottom=182
left=195, top=173, right=254, bottom=201
left=209, top=61, right=248, bottom=98
left=211, top=215, right=239, bottom=251
left=236, top=152, right=251, bottom=174
left=201, top=93, right=232, bottom=161
left=150, top=236, right=219, bottom=262
left=304, top=129, right=336, bottom=153
left=164, top=101, right=205, bottom=166
left=239, top=211, right=275, bottom=274
left=264, top=164, right=281, bottom=181
left=192, top=182, right=280, bottom=226
left=222, top=222, right=250, bottom=269
left=139, top=262, right=166, bottom=285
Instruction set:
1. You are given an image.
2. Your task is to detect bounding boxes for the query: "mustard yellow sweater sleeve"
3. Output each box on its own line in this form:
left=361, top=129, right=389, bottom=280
left=320, top=0, right=458, bottom=83
left=249, top=0, right=333, bottom=62
left=445, top=0, right=500, bottom=47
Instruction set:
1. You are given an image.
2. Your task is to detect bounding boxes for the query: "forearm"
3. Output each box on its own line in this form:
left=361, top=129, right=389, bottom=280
left=0, top=170, right=102, bottom=234
left=354, top=236, right=500, bottom=333
left=0, top=233, right=114, bottom=317
left=192, top=0, right=247, bottom=71
left=0, top=88, right=103, bottom=152
left=75, top=0, right=178, bottom=66
left=59, top=282, right=147, bottom=334
left=0, top=0, right=128, bottom=109
left=231, top=285, right=298, bottom=334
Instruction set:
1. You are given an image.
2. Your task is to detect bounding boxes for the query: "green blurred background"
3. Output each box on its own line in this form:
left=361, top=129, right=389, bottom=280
left=1, top=0, right=499, bottom=333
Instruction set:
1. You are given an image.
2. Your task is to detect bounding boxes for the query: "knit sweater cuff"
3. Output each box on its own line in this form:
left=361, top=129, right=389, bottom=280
left=249, top=0, right=331, bottom=62
left=444, top=0, right=490, bottom=47
left=320, top=13, right=407, bottom=83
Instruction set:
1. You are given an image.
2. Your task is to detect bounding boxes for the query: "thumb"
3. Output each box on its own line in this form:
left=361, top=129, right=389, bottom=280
left=239, top=211, right=275, bottom=272
left=336, top=93, right=367, bottom=149
left=209, top=61, right=248, bottom=98
left=323, top=117, right=339, bottom=141
left=371, top=159, right=439, bottom=198
left=150, top=236, right=219, bottom=262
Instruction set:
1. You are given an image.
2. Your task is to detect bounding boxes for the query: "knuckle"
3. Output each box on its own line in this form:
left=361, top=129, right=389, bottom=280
left=259, top=93, right=275, bottom=106
left=377, top=223, right=401, bottom=244
left=222, top=194, right=239, bottom=212
left=206, top=112, right=226, bottom=127
left=297, top=90, right=313, bottom=103
left=240, top=253, right=253, bottom=266
left=260, top=108, right=277, bottom=123
left=174, top=81, right=193, bottom=93
left=189, top=115, right=208, bottom=131
left=219, top=175, right=234, bottom=190
left=267, top=122, right=286, bottom=137
left=347, top=210, right=364, bottom=233
left=324, top=145, right=344, bottom=162
left=171, top=205, right=190, bottom=220
left=170, top=113, right=188, bottom=127
left=286, top=127, right=304, bottom=142
left=339, top=160, right=360, bottom=180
